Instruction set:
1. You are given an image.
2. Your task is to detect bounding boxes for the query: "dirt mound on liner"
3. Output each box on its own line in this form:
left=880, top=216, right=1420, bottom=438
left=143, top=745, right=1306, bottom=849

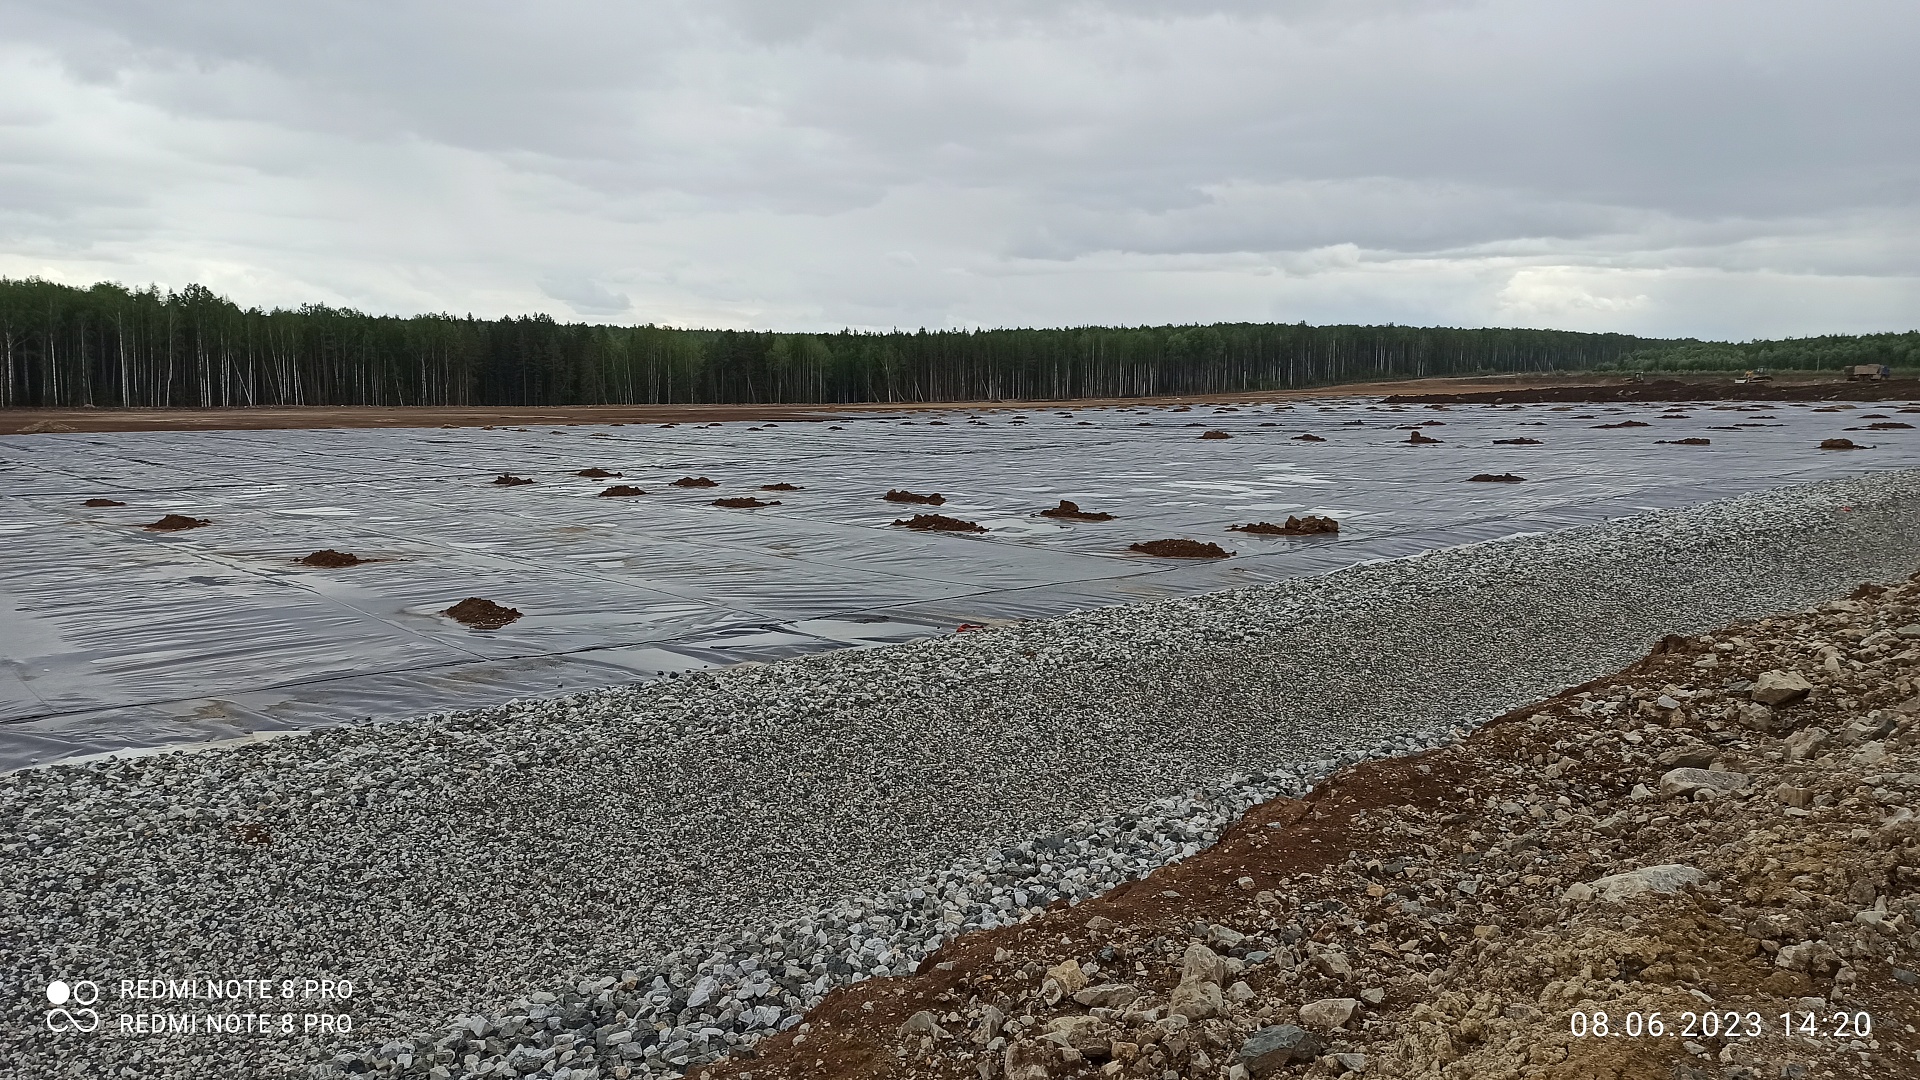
left=1291, top=433, right=1326, bottom=441
left=145, top=514, right=210, bottom=531
left=1466, top=472, right=1525, bottom=482
left=491, top=473, right=534, bottom=486
left=1230, top=515, right=1339, bottom=535
left=299, top=549, right=365, bottom=568
left=1039, top=500, right=1114, bottom=522
left=671, top=476, right=719, bottom=488
left=597, top=485, right=646, bottom=497
left=883, top=489, right=945, bottom=505
left=1129, top=538, right=1231, bottom=558
left=714, top=497, right=780, bottom=509
left=443, top=597, right=522, bottom=629
left=1859, top=421, right=1914, bottom=430
left=1407, top=430, right=1441, bottom=444
left=574, top=467, right=621, bottom=478
left=1593, top=419, right=1651, bottom=428
left=1491, top=437, right=1541, bottom=445
left=1198, top=429, right=1231, bottom=439
left=891, top=513, right=985, bottom=532
left=1819, top=438, right=1866, bottom=449
left=82, top=498, right=126, bottom=507
left=1658, top=437, right=1712, bottom=445
left=761, top=483, right=803, bottom=491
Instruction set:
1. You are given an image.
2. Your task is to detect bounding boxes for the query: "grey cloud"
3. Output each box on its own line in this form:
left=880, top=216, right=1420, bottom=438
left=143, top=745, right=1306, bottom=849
left=0, top=0, right=1912, bottom=338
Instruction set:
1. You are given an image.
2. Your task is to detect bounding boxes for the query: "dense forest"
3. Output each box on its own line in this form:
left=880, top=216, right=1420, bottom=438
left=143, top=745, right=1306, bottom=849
left=1, top=276, right=1898, bottom=409
left=1607, top=333, right=1920, bottom=373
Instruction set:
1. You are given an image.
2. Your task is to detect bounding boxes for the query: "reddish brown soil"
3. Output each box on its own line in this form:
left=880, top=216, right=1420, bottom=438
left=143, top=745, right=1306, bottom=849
left=1659, top=437, right=1713, bottom=446
left=9, top=375, right=1829, bottom=435
left=1291, top=433, right=1326, bottom=442
left=598, top=485, right=647, bottom=497
left=1386, top=377, right=1920, bottom=405
left=443, top=597, right=522, bottom=629
left=762, top=483, right=804, bottom=491
left=1407, top=431, right=1441, bottom=444
left=1199, top=430, right=1232, bottom=439
left=82, top=498, right=126, bottom=507
left=1230, top=515, right=1341, bottom=536
left=698, top=577, right=1920, bottom=1080
left=145, top=514, right=210, bottom=531
left=1467, top=473, right=1526, bottom=483
left=892, top=514, right=986, bottom=533
left=1039, top=500, right=1115, bottom=522
left=298, top=549, right=365, bottom=568
left=575, top=467, right=622, bottom=478
left=492, top=474, right=535, bottom=486
left=1819, top=438, right=1865, bottom=450
left=715, top=497, right=781, bottom=509
left=1129, top=539, right=1232, bottom=558
left=672, top=476, right=720, bottom=488
left=885, top=490, right=947, bottom=505
left=1491, top=438, right=1541, bottom=445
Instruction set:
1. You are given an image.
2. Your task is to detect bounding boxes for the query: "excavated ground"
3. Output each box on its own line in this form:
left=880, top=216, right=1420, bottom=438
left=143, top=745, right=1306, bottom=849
left=702, top=573, right=1920, bottom=1080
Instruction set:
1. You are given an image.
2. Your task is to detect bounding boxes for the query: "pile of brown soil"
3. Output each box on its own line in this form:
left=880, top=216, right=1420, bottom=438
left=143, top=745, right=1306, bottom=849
left=884, top=490, right=946, bottom=505
left=1199, top=430, right=1232, bottom=439
left=17, top=420, right=78, bottom=434
left=1291, top=433, right=1326, bottom=442
left=1859, top=422, right=1915, bottom=430
left=1491, top=437, right=1541, bottom=445
left=892, top=514, right=986, bottom=532
left=575, top=467, right=621, bottom=478
left=762, top=483, right=803, bottom=491
left=1407, top=430, right=1441, bottom=444
left=492, top=473, right=534, bottom=486
left=1230, top=515, right=1340, bottom=535
left=82, top=498, right=126, bottom=507
left=299, top=549, right=365, bottom=568
left=1594, top=419, right=1652, bottom=428
left=671, top=476, right=719, bottom=487
left=1039, top=500, right=1115, bottom=522
left=714, top=497, right=780, bottom=509
left=598, top=485, right=647, bottom=497
left=1466, top=472, right=1526, bottom=483
left=145, top=514, right=210, bottom=531
left=443, top=597, right=522, bottom=629
left=1820, top=438, right=1865, bottom=450
left=1129, top=539, right=1232, bottom=558
left=700, top=568, right=1920, bottom=1080
left=1658, top=437, right=1713, bottom=446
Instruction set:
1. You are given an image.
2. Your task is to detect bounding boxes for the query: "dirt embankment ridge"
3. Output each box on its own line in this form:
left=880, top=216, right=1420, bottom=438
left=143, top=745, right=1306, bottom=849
left=703, top=575, right=1920, bottom=1080
left=1386, top=378, right=1920, bottom=405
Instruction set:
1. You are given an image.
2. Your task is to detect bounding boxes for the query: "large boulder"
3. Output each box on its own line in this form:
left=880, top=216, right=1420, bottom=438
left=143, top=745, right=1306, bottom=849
left=1236, top=1025, right=1327, bottom=1077
left=1751, top=669, right=1813, bottom=706
left=1587, top=864, right=1706, bottom=902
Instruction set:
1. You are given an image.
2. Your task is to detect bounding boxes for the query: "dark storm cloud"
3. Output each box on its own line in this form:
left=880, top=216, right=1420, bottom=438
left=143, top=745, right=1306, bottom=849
left=0, top=0, right=1912, bottom=336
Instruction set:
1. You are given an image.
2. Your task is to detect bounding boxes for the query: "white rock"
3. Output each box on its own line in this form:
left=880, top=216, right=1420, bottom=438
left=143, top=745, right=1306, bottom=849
left=1587, top=864, right=1706, bottom=901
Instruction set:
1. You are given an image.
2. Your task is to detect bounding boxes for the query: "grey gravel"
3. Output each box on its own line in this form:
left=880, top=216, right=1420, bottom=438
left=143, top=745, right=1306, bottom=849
left=3, top=469, right=1918, bottom=1079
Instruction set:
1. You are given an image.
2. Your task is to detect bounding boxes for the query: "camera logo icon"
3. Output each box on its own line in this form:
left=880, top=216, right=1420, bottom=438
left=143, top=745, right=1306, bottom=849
left=45, top=980, right=101, bottom=1033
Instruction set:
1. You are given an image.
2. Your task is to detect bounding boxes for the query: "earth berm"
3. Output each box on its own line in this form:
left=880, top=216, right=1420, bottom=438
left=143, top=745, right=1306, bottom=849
left=702, top=572, right=1920, bottom=1080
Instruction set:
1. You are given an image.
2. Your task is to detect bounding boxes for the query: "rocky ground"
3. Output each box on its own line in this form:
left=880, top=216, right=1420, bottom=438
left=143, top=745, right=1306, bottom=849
left=709, top=574, right=1920, bottom=1080
left=5, top=472, right=1917, bottom=1080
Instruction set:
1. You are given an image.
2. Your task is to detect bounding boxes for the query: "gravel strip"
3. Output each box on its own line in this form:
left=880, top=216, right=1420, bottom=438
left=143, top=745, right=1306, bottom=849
left=5, top=470, right=1918, bottom=1079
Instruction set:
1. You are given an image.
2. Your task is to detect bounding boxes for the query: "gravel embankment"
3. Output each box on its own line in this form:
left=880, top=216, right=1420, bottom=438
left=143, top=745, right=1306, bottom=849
left=4, top=470, right=1918, bottom=1079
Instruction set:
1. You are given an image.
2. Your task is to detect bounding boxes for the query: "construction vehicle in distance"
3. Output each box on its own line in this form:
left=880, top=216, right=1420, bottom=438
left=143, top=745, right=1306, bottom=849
left=1734, top=369, right=1774, bottom=385
left=1847, top=363, right=1892, bottom=381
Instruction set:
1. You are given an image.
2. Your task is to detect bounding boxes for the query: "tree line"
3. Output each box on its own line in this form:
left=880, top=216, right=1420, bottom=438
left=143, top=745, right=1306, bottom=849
left=1606, top=333, right=1920, bottom=374
left=0, top=276, right=1729, bottom=408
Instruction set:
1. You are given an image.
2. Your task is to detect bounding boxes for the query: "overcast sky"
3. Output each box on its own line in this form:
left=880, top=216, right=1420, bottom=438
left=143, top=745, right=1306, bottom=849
left=1, top=0, right=1914, bottom=338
